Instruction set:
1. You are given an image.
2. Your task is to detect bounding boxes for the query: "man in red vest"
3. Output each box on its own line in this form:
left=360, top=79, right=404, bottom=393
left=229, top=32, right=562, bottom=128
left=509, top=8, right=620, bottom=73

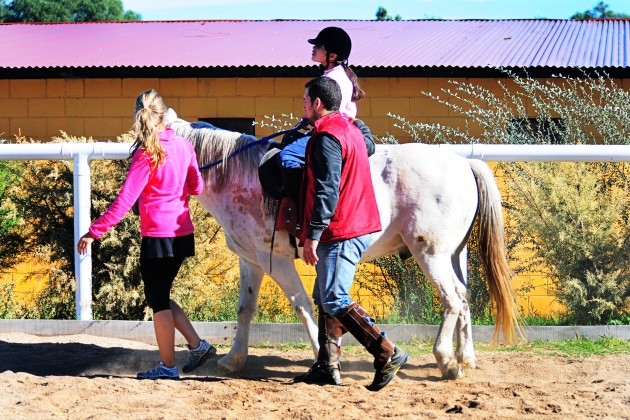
left=294, top=76, right=408, bottom=391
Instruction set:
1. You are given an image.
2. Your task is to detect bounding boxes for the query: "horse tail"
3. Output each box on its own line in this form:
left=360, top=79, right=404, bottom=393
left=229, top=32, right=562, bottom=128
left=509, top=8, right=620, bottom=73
left=469, top=160, right=524, bottom=345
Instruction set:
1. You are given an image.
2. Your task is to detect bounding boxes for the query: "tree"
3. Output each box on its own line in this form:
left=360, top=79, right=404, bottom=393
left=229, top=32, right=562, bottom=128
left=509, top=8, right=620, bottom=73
left=571, top=1, right=629, bottom=19
left=376, top=6, right=401, bottom=21
left=0, top=160, right=25, bottom=272
left=0, top=0, right=141, bottom=22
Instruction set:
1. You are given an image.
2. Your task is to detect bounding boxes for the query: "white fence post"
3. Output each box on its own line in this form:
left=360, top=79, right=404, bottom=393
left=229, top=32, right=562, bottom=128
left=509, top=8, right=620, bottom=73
left=73, top=153, right=92, bottom=320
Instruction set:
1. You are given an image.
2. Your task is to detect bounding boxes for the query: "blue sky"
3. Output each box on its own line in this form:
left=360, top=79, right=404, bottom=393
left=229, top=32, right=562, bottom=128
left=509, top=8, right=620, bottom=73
left=123, top=0, right=630, bottom=21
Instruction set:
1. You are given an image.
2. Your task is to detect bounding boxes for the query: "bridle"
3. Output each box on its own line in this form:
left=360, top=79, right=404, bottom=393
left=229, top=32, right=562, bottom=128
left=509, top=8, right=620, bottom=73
left=198, top=119, right=309, bottom=172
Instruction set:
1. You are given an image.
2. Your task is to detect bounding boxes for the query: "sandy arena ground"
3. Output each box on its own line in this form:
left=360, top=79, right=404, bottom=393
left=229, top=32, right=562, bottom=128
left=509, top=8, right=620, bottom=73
left=0, top=333, right=629, bottom=419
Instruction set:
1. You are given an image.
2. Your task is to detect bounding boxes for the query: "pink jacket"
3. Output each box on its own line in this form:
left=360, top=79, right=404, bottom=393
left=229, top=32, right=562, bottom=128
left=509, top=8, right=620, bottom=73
left=89, top=128, right=203, bottom=238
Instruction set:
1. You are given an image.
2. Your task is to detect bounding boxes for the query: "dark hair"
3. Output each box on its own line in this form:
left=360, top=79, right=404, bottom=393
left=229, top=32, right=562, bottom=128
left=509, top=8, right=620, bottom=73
left=305, top=77, right=342, bottom=111
left=342, top=64, right=365, bottom=102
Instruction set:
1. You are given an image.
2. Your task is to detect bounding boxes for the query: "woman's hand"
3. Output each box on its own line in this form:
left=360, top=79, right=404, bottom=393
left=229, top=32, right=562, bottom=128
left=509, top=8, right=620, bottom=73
left=77, top=232, right=96, bottom=255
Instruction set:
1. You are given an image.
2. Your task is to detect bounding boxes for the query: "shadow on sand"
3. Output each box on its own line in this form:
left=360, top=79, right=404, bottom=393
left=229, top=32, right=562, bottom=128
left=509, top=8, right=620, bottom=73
left=0, top=340, right=436, bottom=383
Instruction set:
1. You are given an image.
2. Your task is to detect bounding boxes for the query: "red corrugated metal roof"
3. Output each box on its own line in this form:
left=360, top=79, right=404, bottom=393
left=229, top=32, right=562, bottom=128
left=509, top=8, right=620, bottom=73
left=1, top=19, right=629, bottom=70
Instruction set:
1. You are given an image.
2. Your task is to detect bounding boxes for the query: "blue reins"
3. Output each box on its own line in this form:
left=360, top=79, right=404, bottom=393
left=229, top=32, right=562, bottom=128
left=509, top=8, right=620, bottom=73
left=198, top=119, right=309, bottom=172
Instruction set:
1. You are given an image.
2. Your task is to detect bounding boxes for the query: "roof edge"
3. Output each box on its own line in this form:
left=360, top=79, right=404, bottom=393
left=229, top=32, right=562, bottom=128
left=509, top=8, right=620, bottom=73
left=3, top=18, right=627, bottom=26
left=1, top=66, right=628, bottom=79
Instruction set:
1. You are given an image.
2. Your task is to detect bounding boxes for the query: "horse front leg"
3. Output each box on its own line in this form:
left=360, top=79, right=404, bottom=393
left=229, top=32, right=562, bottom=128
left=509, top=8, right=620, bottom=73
left=258, top=252, right=318, bottom=359
left=218, top=258, right=264, bottom=374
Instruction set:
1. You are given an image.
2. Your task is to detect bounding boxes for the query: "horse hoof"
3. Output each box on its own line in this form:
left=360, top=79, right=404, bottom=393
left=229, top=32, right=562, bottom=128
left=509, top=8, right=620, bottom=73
left=217, top=356, right=239, bottom=375
left=442, top=361, right=461, bottom=380
left=460, top=359, right=476, bottom=370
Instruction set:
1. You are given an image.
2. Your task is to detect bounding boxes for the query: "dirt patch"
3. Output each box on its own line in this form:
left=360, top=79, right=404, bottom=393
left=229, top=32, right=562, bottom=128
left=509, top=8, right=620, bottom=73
left=1, top=333, right=628, bottom=419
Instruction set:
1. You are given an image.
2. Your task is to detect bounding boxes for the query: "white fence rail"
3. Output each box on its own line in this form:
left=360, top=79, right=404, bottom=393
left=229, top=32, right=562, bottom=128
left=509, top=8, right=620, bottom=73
left=438, top=143, right=630, bottom=162
left=1, top=142, right=629, bottom=320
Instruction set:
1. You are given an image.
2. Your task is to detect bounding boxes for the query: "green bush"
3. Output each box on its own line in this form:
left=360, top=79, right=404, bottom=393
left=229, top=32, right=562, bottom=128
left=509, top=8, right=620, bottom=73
left=0, top=283, right=19, bottom=318
left=171, top=199, right=240, bottom=322
left=0, top=156, right=26, bottom=272
left=389, top=72, right=630, bottom=324
left=507, top=161, right=629, bottom=324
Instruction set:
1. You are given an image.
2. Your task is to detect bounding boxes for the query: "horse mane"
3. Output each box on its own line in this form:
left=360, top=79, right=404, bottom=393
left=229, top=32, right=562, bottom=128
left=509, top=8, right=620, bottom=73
left=171, top=118, right=261, bottom=191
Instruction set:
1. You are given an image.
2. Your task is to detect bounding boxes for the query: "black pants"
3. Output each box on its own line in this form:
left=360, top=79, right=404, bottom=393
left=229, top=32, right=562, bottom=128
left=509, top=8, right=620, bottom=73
left=140, top=257, right=185, bottom=313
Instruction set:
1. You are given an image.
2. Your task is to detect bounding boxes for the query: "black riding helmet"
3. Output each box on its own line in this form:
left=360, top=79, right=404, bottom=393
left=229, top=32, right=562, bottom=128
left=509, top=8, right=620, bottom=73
left=308, top=27, right=352, bottom=62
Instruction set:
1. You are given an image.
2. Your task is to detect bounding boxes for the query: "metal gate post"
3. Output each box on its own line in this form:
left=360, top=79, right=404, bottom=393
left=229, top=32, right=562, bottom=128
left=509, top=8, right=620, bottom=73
left=73, top=153, right=92, bottom=320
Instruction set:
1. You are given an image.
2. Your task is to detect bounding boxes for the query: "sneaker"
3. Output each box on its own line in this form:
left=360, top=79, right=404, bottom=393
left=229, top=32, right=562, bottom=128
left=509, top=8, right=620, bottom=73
left=293, top=362, right=343, bottom=386
left=366, top=346, right=409, bottom=391
left=137, top=362, right=179, bottom=380
left=182, top=339, right=217, bottom=373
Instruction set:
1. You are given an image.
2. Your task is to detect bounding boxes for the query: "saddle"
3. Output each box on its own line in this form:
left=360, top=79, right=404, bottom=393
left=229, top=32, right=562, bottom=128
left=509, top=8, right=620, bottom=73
left=276, top=196, right=300, bottom=238
left=258, top=144, right=304, bottom=265
left=258, top=145, right=285, bottom=200
left=258, top=140, right=305, bottom=238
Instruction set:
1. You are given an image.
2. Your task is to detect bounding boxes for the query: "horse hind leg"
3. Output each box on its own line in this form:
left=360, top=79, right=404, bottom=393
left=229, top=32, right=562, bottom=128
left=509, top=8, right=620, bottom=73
left=415, top=252, right=467, bottom=380
left=453, top=246, right=476, bottom=373
left=217, top=258, right=264, bottom=374
left=456, top=294, right=476, bottom=372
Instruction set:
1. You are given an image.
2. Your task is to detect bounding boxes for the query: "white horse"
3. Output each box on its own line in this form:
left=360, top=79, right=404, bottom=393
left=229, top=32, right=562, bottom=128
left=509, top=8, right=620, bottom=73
left=172, top=118, right=522, bottom=380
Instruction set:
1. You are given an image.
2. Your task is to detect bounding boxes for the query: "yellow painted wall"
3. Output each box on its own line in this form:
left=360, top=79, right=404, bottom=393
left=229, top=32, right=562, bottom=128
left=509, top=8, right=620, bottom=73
left=0, top=261, right=47, bottom=306
left=0, top=76, right=510, bottom=143
left=4, top=75, right=618, bottom=316
left=5, top=76, right=600, bottom=144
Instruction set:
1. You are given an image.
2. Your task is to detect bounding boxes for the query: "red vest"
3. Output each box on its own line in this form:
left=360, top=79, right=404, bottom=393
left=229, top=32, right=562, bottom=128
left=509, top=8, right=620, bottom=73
left=300, top=112, right=382, bottom=244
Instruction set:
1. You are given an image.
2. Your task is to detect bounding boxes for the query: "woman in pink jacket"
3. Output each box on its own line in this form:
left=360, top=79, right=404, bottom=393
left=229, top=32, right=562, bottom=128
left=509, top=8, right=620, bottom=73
left=77, top=89, right=216, bottom=380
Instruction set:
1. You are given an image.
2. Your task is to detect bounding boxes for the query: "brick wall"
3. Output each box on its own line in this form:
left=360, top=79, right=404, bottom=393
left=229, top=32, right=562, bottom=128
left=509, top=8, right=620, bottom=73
left=0, top=76, right=509, bottom=142
left=4, top=75, right=621, bottom=317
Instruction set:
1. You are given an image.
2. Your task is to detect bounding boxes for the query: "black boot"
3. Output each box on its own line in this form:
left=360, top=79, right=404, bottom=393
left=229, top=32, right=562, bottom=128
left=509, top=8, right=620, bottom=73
left=294, top=306, right=343, bottom=385
left=335, top=303, right=408, bottom=391
left=367, top=346, right=409, bottom=391
left=293, top=361, right=341, bottom=385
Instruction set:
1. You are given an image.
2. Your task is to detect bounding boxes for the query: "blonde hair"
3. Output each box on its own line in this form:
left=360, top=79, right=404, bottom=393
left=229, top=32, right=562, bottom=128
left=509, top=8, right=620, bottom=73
left=130, top=89, right=167, bottom=169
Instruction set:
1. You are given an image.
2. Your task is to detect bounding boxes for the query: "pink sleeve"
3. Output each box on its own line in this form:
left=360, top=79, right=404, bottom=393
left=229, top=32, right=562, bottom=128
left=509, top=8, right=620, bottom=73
left=89, top=151, right=151, bottom=239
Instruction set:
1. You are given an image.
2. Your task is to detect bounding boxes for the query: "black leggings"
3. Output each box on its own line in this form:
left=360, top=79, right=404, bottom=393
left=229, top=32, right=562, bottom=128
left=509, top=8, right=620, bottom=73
left=141, top=257, right=185, bottom=313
